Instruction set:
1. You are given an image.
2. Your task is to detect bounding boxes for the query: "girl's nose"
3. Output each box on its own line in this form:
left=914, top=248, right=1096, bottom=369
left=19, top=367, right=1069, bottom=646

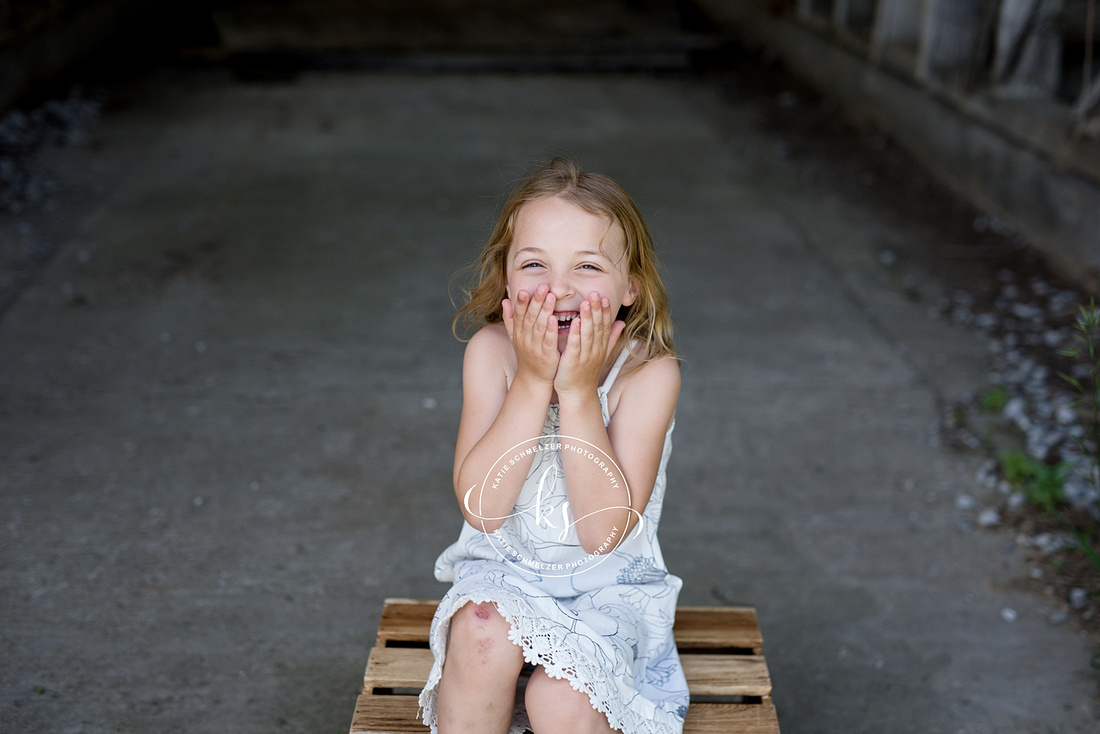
left=548, top=275, right=575, bottom=301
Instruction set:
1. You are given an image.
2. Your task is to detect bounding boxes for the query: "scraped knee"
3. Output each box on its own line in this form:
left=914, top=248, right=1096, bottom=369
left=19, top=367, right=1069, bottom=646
left=446, top=601, right=523, bottom=673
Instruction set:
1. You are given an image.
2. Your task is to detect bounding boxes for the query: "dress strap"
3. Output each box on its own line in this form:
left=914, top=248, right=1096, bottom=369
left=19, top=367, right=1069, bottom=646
left=600, top=341, right=634, bottom=393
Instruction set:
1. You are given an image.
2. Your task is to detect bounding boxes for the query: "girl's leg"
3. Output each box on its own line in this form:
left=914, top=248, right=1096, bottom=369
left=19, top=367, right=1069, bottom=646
left=436, top=601, right=525, bottom=734
left=524, top=666, right=616, bottom=734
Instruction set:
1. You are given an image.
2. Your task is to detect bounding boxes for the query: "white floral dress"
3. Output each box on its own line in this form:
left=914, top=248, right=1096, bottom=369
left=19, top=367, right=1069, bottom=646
left=418, top=347, right=688, bottom=733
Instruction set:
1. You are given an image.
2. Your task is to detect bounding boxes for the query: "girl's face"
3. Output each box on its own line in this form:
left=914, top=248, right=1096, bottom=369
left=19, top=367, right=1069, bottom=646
left=506, top=196, right=638, bottom=352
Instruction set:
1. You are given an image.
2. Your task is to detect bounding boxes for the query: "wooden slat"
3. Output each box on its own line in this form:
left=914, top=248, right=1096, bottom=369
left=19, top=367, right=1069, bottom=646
left=364, top=645, right=773, bottom=699
left=682, top=654, right=772, bottom=697
left=352, top=696, right=781, bottom=734
left=684, top=701, right=781, bottom=734
left=376, top=599, right=766, bottom=651
left=364, top=647, right=433, bottom=691
left=673, top=606, right=764, bottom=651
left=376, top=598, right=437, bottom=645
left=350, top=694, right=428, bottom=734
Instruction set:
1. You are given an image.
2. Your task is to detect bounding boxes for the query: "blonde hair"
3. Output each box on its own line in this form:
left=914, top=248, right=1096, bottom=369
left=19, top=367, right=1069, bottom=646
left=453, top=158, right=675, bottom=363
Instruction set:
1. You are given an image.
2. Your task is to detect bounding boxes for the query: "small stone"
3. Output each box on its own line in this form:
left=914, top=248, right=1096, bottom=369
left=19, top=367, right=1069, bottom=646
left=977, top=508, right=1000, bottom=527
left=1010, top=303, right=1042, bottom=321
left=195, top=341, right=208, bottom=354
left=879, top=249, right=897, bottom=267
left=1029, top=566, right=1043, bottom=579
left=1006, top=491, right=1026, bottom=512
left=1033, top=533, right=1066, bottom=555
left=1069, top=588, right=1089, bottom=610
left=193, top=496, right=204, bottom=507
left=974, top=313, right=997, bottom=329
left=1048, top=609, right=1069, bottom=625
left=1000, top=607, right=1017, bottom=622
left=422, top=397, right=438, bottom=410
left=1003, top=397, right=1029, bottom=429
left=955, top=494, right=975, bottom=510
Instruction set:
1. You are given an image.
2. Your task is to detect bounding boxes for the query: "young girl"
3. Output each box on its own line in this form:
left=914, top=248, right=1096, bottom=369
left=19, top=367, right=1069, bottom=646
left=418, top=158, right=687, bottom=734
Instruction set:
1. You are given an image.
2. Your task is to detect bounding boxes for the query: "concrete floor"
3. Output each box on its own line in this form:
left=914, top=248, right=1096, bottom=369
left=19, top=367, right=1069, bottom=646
left=1, top=4, right=1098, bottom=734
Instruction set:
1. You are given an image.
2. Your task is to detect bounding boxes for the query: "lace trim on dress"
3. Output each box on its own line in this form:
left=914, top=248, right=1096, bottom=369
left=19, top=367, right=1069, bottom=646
left=418, top=590, right=684, bottom=734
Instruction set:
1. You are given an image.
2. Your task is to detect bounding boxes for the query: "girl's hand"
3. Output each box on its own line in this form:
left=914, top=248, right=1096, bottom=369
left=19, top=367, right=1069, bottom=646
left=502, top=283, right=560, bottom=385
left=555, top=291, right=624, bottom=397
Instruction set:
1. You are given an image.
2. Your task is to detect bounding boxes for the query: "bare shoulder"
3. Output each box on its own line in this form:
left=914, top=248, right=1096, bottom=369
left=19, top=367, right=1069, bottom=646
left=607, top=354, right=681, bottom=418
left=619, top=354, right=681, bottom=394
left=466, top=323, right=511, bottom=360
left=463, top=324, right=515, bottom=382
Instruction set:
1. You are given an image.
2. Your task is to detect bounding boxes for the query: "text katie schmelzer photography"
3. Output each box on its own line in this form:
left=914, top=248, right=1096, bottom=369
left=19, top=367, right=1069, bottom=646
left=463, top=435, right=643, bottom=577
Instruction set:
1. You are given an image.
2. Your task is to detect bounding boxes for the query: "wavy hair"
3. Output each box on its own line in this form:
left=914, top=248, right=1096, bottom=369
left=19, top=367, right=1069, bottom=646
left=453, top=158, right=675, bottom=363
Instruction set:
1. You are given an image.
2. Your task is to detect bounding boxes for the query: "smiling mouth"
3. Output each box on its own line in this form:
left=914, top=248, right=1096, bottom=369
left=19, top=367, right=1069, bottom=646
left=555, top=311, right=579, bottom=331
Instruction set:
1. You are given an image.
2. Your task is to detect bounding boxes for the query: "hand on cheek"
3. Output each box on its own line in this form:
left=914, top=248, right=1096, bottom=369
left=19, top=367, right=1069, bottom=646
left=555, top=292, right=624, bottom=395
left=503, top=284, right=560, bottom=385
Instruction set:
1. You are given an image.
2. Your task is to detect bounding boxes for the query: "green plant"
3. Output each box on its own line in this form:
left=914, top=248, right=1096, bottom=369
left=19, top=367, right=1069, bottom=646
left=979, top=385, right=1008, bottom=413
left=1058, top=299, right=1100, bottom=515
left=1054, top=301, right=1100, bottom=669
left=999, top=449, right=1068, bottom=512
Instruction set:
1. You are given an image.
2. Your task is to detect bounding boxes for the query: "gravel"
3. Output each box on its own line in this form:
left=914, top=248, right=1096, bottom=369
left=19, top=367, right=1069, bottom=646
left=0, top=87, right=102, bottom=214
left=945, top=269, right=1098, bottom=516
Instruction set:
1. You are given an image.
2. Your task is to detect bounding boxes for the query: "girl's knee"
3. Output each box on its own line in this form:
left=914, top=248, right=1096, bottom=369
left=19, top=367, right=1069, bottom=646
left=445, top=602, right=522, bottom=672
left=525, top=669, right=612, bottom=733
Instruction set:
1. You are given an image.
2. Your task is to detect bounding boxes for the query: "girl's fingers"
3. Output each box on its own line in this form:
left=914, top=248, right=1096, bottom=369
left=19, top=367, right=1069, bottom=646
left=531, top=292, right=554, bottom=345
left=511, top=289, right=530, bottom=328
left=525, top=286, right=549, bottom=327
left=609, top=319, right=626, bottom=350
left=511, top=286, right=555, bottom=344
left=566, top=309, right=582, bottom=350
left=582, top=293, right=611, bottom=347
left=583, top=300, right=599, bottom=350
left=502, top=298, right=514, bottom=338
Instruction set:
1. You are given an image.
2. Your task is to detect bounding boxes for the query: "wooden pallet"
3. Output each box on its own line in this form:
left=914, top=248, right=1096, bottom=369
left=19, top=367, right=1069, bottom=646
left=350, top=598, right=780, bottom=734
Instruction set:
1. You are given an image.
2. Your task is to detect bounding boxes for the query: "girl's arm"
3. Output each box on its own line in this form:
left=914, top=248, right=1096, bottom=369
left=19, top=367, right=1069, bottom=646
left=557, top=356, right=679, bottom=554
left=555, top=294, right=680, bottom=554
left=453, top=288, right=559, bottom=532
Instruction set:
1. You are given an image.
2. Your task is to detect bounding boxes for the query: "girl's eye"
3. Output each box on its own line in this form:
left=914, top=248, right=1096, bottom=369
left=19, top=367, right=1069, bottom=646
left=579, top=263, right=602, bottom=272
left=520, top=261, right=544, bottom=270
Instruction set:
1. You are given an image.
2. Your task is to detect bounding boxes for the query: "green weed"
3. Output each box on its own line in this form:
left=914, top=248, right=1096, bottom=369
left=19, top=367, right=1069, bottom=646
left=999, top=449, right=1068, bottom=512
left=979, top=385, right=1008, bottom=413
left=1057, top=299, right=1100, bottom=517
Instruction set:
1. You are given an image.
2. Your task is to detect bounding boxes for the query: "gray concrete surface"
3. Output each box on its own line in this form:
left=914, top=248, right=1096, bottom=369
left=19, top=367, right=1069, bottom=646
left=1, top=63, right=1098, bottom=734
